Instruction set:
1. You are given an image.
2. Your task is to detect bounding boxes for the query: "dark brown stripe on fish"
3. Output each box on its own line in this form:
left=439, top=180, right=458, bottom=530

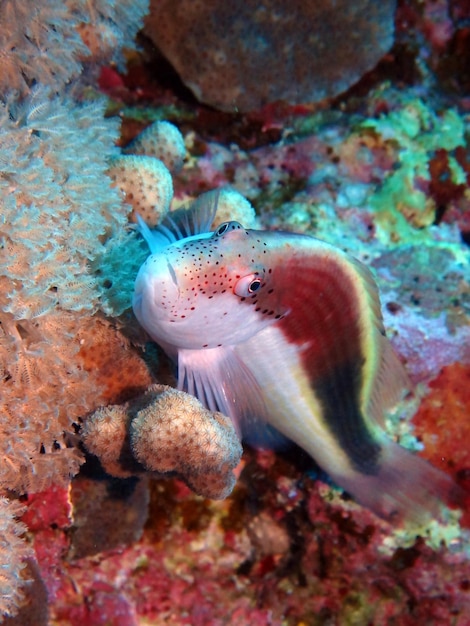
left=313, top=358, right=382, bottom=474
left=274, top=253, right=364, bottom=378
left=273, top=250, right=382, bottom=473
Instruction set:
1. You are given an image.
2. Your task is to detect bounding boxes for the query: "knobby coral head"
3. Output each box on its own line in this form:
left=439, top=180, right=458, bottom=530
left=82, top=384, right=243, bottom=500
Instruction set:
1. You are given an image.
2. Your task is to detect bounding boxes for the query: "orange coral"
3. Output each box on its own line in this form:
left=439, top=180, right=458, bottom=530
left=77, top=317, right=153, bottom=405
left=413, top=362, right=470, bottom=475
left=413, top=362, right=470, bottom=525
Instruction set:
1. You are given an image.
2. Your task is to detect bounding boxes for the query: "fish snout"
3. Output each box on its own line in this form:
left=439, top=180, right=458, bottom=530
left=134, top=253, right=180, bottom=310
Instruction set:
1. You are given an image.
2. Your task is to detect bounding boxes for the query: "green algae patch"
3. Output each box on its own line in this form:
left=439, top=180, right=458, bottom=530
left=362, top=99, right=467, bottom=244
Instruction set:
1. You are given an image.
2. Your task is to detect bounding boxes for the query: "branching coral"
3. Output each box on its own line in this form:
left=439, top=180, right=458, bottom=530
left=82, top=385, right=243, bottom=499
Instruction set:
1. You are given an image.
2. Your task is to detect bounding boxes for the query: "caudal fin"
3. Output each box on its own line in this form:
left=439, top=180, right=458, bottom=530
left=334, top=440, right=465, bottom=524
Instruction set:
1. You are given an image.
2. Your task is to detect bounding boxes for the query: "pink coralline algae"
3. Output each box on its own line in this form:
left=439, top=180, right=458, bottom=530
left=21, top=450, right=470, bottom=626
left=145, top=0, right=396, bottom=112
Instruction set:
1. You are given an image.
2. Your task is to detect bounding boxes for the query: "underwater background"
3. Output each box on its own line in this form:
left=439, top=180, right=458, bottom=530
left=0, top=0, right=470, bottom=623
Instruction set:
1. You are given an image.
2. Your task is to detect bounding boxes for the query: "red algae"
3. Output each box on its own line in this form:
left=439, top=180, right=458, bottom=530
left=413, top=362, right=470, bottom=526
left=413, top=363, right=470, bottom=474
left=20, top=445, right=470, bottom=625
left=21, top=484, right=72, bottom=532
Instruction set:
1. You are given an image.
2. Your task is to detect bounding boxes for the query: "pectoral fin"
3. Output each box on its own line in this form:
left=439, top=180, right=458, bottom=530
left=177, top=345, right=288, bottom=448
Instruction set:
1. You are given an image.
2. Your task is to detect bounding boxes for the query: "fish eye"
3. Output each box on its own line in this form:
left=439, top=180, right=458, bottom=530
left=234, top=274, right=263, bottom=297
left=214, top=221, right=244, bottom=237
left=215, top=222, right=230, bottom=236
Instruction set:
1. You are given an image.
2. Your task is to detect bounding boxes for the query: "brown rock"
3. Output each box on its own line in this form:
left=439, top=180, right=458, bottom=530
left=145, top=0, right=396, bottom=112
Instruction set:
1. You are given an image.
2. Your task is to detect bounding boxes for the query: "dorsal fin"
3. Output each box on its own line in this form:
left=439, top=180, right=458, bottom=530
left=138, top=189, right=220, bottom=253
left=367, top=333, right=411, bottom=427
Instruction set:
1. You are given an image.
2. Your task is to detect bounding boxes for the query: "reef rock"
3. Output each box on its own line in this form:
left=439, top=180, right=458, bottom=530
left=145, top=0, right=396, bottom=112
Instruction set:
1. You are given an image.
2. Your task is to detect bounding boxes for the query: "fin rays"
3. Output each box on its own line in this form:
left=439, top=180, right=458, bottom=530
left=137, top=189, right=220, bottom=253
left=178, top=345, right=287, bottom=448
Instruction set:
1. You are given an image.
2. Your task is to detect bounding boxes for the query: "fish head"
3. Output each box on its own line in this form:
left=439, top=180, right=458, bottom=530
left=133, top=220, right=287, bottom=352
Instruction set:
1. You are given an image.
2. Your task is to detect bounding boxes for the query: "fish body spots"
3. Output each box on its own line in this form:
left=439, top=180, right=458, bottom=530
left=134, top=226, right=286, bottom=350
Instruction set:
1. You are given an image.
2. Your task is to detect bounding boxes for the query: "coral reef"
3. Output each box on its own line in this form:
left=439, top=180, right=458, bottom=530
left=82, top=384, right=243, bottom=500
left=208, top=186, right=259, bottom=229
left=26, top=450, right=470, bottom=625
left=0, top=0, right=86, bottom=96
left=124, top=120, right=186, bottom=173
left=0, top=0, right=147, bottom=619
left=107, top=154, right=173, bottom=225
left=0, top=499, right=33, bottom=619
left=0, top=88, right=127, bottom=494
left=145, top=0, right=396, bottom=112
left=1, top=0, right=470, bottom=623
left=413, top=362, right=470, bottom=479
left=362, top=97, right=468, bottom=243
left=0, top=0, right=148, bottom=97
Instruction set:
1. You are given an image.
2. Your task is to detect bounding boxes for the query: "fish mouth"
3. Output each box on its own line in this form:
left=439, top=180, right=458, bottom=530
left=166, top=260, right=178, bottom=287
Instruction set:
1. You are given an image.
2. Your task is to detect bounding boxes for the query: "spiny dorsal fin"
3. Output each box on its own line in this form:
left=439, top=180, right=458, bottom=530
left=138, top=189, right=220, bottom=253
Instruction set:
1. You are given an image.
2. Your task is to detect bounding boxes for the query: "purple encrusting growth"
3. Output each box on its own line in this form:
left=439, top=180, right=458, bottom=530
left=133, top=192, right=464, bottom=523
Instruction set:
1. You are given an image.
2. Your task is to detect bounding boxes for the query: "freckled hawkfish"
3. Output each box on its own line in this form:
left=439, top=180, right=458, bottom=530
left=133, top=190, right=462, bottom=522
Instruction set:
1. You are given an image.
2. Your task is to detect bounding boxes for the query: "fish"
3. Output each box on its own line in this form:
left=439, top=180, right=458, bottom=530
left=133, top=190, right=463, bottom=522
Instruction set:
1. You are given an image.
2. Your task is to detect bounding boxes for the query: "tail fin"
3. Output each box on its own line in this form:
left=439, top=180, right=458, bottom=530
left=334, top=440, right=465, bottom=524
